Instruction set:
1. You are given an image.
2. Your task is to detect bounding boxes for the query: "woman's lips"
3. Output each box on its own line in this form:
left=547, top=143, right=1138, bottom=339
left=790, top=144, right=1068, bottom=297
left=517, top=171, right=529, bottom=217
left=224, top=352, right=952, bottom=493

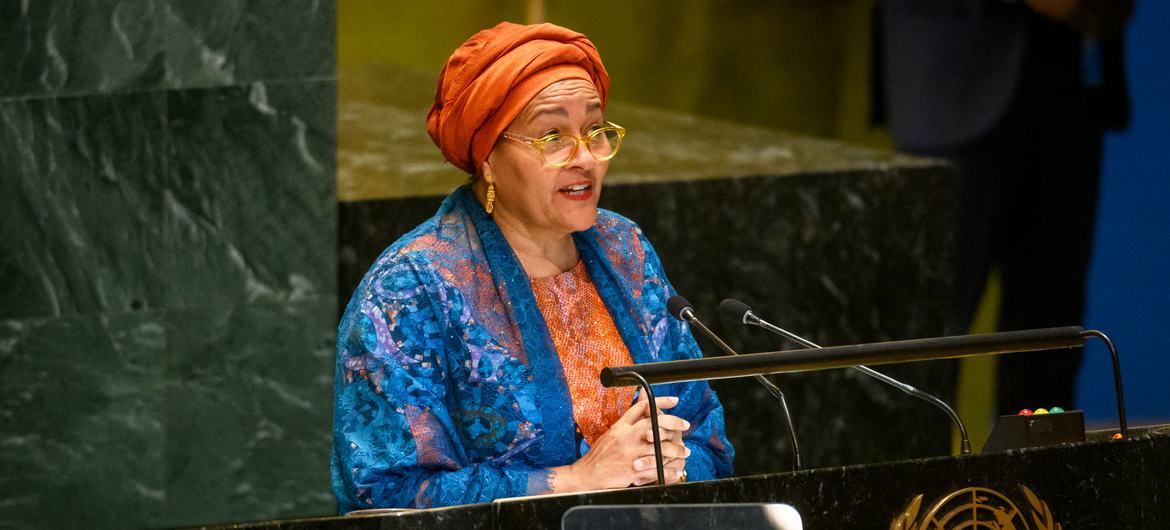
left=558, top=182, right=593, bottom=201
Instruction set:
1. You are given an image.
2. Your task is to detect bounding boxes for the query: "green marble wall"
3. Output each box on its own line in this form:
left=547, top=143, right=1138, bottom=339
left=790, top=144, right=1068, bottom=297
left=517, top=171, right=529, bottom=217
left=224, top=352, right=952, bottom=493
left=0, top=1, right=337, bottom=528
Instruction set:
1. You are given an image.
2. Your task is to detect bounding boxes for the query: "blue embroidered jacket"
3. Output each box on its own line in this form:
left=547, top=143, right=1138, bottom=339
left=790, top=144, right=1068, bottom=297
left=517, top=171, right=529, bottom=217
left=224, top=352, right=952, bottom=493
left=331, top=186, right=734, bottom=511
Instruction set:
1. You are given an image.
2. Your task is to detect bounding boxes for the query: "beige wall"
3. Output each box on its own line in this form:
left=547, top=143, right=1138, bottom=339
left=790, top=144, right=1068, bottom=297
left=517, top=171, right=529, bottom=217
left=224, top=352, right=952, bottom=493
left=338, top=0, right=891, bottom=147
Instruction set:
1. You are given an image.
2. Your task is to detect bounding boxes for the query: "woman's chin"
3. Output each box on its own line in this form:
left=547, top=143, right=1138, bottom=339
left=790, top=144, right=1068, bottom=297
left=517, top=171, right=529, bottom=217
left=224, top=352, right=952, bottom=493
left=565, top=209, right=599, bottom=233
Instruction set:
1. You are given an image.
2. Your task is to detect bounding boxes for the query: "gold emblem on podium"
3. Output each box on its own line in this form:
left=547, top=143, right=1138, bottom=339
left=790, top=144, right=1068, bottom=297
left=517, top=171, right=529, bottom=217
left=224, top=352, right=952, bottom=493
left=890, top=485, right=1061, bottom=530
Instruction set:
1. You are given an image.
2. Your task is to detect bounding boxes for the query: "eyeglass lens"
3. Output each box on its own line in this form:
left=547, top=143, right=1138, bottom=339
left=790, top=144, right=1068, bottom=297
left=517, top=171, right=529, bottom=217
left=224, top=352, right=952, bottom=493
left=543, top=128, right=621, bottom=165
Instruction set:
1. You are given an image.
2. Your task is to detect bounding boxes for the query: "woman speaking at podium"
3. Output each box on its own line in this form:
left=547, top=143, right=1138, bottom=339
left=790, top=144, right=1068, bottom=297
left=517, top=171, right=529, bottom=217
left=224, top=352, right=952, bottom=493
left=331, top=22, right=734, bottom=511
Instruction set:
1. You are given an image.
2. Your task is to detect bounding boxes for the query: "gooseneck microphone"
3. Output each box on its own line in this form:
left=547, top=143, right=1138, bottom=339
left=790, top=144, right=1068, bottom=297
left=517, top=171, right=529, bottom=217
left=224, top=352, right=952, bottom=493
left=667, top=295, right=802, bottom=471
left=720, top=298, right=972, bottom=455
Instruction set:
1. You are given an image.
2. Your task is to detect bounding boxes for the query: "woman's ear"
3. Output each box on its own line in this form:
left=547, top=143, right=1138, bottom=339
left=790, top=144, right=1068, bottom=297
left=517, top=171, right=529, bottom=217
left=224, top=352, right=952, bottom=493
left=480, top=159, right=495, bottom=183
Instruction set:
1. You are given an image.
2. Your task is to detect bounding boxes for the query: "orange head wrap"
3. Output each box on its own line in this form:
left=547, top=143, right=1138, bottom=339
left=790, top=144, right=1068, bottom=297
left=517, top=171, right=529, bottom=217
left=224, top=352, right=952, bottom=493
left=426, top=22, right=611, bottom=175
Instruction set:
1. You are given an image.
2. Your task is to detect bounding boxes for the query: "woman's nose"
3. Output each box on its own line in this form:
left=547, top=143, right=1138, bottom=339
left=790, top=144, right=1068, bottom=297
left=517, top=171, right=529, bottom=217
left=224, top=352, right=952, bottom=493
left=565, top=138, right=596, bottom=170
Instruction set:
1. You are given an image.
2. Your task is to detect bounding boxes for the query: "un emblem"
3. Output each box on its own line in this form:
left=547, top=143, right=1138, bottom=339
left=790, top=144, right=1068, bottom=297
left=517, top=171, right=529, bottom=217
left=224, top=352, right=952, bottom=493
left=891, top=485, right=1060, bottom=530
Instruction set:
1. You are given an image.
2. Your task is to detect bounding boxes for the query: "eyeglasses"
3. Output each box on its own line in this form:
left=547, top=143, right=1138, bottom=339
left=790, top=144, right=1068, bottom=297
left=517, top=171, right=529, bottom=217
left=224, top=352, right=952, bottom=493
left=500, top=122, right=626, bottom=167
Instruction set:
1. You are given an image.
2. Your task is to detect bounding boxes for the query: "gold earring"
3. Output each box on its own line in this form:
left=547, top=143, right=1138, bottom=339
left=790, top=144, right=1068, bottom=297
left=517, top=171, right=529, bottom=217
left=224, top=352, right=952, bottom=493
left=484, top=175, right=496, bottom=215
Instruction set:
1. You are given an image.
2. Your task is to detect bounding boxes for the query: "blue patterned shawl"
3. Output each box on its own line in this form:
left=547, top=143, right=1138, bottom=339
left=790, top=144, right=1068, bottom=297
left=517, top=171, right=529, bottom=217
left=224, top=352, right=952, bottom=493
left=331, top=186, right=733, bottom=511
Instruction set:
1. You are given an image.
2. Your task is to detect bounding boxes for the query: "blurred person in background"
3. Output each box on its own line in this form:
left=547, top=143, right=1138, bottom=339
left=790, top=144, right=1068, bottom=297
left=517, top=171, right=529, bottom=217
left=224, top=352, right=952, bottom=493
left=879, top=0, right=1134, bottom=414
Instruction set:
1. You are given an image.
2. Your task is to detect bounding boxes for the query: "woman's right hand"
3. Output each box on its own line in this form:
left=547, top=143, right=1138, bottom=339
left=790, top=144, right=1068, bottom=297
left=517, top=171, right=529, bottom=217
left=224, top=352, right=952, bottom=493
left=553, top=395, right=691, bottom=492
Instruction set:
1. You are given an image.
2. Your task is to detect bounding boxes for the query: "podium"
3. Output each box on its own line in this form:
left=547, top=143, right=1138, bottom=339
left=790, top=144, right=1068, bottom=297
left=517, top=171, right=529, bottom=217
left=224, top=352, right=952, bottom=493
left=198, top=426, right=1169, bottom=529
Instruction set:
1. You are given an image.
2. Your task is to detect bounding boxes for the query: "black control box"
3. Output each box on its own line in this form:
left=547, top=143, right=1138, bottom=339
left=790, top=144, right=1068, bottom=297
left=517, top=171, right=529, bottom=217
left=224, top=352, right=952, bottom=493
left=982, top=411, right=1085, bottom=453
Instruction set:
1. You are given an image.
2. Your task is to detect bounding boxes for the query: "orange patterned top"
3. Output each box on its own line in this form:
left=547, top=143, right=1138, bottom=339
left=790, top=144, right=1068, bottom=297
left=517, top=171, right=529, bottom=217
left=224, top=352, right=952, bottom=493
left=530, top=260, right=637, bottom=446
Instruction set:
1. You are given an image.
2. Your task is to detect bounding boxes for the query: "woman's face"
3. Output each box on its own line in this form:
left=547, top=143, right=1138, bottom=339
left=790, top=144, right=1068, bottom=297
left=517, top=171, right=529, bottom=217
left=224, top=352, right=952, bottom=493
left=484, top=78, right=609, bottom=239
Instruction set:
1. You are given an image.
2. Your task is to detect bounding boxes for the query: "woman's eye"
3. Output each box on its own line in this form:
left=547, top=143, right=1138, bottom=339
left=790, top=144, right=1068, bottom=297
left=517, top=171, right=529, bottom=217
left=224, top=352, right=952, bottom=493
left=546, top=136, right=574, bottom=148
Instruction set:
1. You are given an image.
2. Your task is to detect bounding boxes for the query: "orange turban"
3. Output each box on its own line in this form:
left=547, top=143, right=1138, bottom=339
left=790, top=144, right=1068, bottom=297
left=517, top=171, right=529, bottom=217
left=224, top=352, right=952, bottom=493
left=426, top=22, right=611, bottom=175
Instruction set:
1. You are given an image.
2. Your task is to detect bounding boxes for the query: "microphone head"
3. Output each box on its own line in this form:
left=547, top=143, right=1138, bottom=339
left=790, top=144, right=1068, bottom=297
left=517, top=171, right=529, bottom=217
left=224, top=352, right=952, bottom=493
left=719, top=298, right=753, bottom=325
left=666, top=295, right=694, bottom=321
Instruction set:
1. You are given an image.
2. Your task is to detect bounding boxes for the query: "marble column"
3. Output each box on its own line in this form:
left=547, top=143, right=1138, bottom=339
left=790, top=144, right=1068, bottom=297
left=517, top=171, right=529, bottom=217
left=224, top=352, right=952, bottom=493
left=0, top=2, right=338, bottom=528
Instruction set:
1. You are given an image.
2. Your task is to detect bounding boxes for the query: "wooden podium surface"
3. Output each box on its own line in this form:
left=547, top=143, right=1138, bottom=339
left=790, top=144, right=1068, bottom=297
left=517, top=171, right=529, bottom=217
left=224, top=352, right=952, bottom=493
left=197, top=426, right=1169, bottom=530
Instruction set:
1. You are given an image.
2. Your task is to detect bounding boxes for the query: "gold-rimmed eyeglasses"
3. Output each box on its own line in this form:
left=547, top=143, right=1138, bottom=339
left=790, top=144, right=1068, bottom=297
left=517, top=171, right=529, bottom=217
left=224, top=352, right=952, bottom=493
left=500, top=122, right=626, bottom=167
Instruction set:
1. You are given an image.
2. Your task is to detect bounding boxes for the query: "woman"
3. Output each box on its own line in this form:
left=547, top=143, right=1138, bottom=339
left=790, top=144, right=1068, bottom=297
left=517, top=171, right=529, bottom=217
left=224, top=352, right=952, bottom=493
left=331, top=22, right=734, bottom=512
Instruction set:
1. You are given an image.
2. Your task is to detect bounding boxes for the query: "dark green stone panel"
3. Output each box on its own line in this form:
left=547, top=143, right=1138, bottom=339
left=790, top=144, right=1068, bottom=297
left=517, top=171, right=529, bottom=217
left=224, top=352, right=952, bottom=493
left=161, top=299, right=338, bottom=527
left=164, top=80, right=337, bottom=310
left=0, top=1, right=339, bottom=529
left=0, top=0, right=168, bottom=98
left=0, top=312, right=166, bottom=529
left=0, top=0, right=335, bottom=99
left=0, top=92, right=170, bottom=319
left=162, top=0, right=336, bottom=88
left=599, top=170, right=956, bottom=472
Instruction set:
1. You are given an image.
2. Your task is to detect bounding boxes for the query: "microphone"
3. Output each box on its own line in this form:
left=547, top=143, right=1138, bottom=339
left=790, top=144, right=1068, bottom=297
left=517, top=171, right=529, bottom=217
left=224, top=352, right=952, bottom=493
left=720, top=298, right=972, bottom=455
left=668, top=296, right=739, bottom=358
left=668, top=295, right=802, bottom=471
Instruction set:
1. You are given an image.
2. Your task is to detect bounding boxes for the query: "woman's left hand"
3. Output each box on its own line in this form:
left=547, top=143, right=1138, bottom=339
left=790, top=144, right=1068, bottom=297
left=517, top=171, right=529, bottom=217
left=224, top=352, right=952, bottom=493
left=628, top=392, right=690, bottom=486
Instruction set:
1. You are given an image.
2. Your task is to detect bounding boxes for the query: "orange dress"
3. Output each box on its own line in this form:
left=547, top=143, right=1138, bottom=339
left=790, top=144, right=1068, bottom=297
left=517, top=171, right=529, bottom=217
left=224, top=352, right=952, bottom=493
left=530, top=260, right=637, bottom=446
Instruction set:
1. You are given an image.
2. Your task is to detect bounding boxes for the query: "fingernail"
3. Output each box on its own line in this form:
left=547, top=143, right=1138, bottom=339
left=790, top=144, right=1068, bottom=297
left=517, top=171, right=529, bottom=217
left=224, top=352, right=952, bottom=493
left=685, top=446, right=692, bottom=457
left=671, top=396, right=680, bottom=404
left=633, top=459, right=645, bottom=470
left=682, top=420, right=691, bottom=430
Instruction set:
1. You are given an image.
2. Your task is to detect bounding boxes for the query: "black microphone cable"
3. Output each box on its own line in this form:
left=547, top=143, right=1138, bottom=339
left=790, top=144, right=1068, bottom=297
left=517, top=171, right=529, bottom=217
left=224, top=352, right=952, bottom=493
left=667, top=295, right=803, bottom=471
left=720, top=298, right=971, bottom=454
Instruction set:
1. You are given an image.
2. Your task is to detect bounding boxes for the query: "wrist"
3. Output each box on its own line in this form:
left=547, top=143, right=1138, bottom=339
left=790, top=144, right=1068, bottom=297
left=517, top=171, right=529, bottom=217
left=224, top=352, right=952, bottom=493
left=550, top=464, right=584, bottom=493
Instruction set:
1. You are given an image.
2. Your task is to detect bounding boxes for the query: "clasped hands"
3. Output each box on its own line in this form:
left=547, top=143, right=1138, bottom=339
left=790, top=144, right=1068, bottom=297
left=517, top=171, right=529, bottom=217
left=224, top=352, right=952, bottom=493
left=554, top=395, right=691, bottom=492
